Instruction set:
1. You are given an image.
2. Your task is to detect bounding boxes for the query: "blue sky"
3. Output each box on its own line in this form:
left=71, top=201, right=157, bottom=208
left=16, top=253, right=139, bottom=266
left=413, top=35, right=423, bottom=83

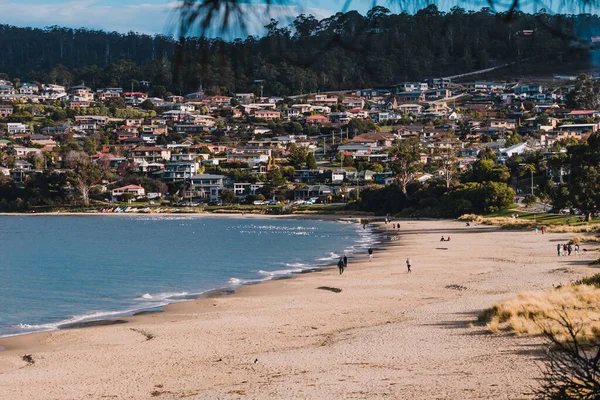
left=0, top=0, right=597, bottom=37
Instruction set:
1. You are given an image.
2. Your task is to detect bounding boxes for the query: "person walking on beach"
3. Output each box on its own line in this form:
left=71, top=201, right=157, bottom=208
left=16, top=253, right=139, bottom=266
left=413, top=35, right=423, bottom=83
left=557, top=243, right=561, bottom=256
left=575, top=244, right=580, bottom=255
left=338, top=258, right=345, bottom=274
left=343, top=255, right=348, bottom=268
left=568, top=244, right=573, bottom=256
left=368, top=247, right=373, bottom=261
left=406, top=257, right=412, bottom=273
left=541, top=226, right=545, bottom=235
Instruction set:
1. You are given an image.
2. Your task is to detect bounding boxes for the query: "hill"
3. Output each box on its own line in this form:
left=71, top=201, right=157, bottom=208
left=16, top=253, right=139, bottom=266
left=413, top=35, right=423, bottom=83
left=0, top=5, right=595, bottom=96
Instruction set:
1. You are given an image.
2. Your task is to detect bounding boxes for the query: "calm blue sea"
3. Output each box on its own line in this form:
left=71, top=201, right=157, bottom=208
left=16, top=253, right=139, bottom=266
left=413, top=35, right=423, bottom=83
left=0, top=216, right=376, bottom=337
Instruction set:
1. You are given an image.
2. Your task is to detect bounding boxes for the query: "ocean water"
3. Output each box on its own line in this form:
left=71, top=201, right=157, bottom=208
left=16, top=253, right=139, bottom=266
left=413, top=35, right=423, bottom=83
left=0, top=216, right=376, bottom=337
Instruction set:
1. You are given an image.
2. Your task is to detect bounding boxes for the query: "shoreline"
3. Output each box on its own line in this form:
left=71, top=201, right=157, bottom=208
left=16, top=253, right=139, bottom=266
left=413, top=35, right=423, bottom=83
left=1, top=219, right=595, bottom=399
left=0, top=215, right=384, bottom=343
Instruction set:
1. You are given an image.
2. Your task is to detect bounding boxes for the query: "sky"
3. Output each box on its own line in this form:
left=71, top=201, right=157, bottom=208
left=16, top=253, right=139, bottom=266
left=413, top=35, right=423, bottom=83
left=0, top=0, right=598, bottom=38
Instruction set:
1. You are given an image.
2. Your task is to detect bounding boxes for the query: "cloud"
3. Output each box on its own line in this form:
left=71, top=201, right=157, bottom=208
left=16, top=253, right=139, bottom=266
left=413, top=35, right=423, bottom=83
left=0, top=0, right=334, bottom=37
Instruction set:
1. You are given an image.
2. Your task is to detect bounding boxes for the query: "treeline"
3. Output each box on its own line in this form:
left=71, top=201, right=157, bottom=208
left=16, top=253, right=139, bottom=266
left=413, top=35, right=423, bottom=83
left=0, top=5, right=595, bottom=95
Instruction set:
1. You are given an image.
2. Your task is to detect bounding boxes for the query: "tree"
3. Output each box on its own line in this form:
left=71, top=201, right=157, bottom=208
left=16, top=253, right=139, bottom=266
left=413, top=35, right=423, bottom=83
left=83, top=137, right=97, bottom=155
left=389, top=137, right=422, bottom=193
left=287, top=143, right=308, bottom=168
left=536, top=307, right=600, bottom=399
left=433, top=143, right=458, bottom=189
left=559, top=133, right=600, bottom=221
left=566, top=73, right=599, bottom=110
left=305, top=152, right=318, bottom=170
left=65, top=151, right=102, bottom=206
left=105, top=96, right=127, bottom=110
left=220, top=189, right=236, bottom=204
left=140, top=99, right=155, bottom=111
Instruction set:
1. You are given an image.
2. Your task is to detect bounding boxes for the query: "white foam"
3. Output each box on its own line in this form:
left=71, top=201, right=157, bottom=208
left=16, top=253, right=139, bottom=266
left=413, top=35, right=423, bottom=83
left=317, top=252, right=340, bottom=261
left=135, top=292, right=188, bottom=301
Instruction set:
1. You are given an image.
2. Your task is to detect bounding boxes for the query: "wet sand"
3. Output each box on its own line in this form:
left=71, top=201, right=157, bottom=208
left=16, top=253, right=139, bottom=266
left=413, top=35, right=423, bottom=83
left=0, top=219, right=595, bottom=399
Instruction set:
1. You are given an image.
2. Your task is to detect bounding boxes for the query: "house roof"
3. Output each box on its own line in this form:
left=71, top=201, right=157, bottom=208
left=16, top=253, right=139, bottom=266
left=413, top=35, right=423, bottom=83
left=132, top=146, right=168, bottom=152
left=113, top=185, right=144, bottom=191
left=191, top=174, right=226, bottom=179
left=351, top=133, right=394, bottom=143
left=568, top=110, right=595, bottom=115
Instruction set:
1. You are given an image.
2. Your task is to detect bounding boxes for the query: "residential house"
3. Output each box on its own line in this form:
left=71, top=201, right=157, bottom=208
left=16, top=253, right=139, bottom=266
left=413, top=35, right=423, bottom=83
left=294, top=185, right=333, bottom=201
left=161, top=110, right=188, bottom=122
left=162, top=162, right=200, bottom=182
left=227, top=148, right=271, bottom=166
left=210, top=96, right=232, bottom=106
left=293, top=169, right=324, bottom=184
left=111, top=185, right=146, bottom=201
left=328, top=112, right=352, bottom=124
left=0, top=105, right=13, bottom=118
left=183, top=114, right=216, bottom=127
left=311, top=94, right=338, bottom=106
left=306, top=115, right=330, bottom=125
left=235, top=93, right=255, bottom=104
left=41, top=126, right=70, bottom=137
left=338, top=144, right=371, bottom=156
left=397, top=91, right=425, bottom=102
left=558, top=123, right=599, bottom=135
left=347, top=108, right=369, bottom=119
left=567, top=110, right=599, bottom=120
left=342, top=98, right=365, bottom=109
left=255, top=110, right=281, bottom=121
left=233, top=182, right=265, bottom=200
left=7, top=123, right=29, bottom=134
left=396, top=82, right=428, bottom=92
left=11, top=145, right=42, bottom=159
left=350, top=133, right=395, bottom=150
left=19, top=83, right=39, bottom=94
left=186, top=174, right=226, bottom=202
left=369, top=111, right=390, bottom=123
left=0, top=84, right=15, bottom=95
left=398, top=103, right=423, bottom=115
left=500, top=143, right=530, bottom=159
left=68, top=101, right=91, bottom=109
left=129, top=146, right=171, bottom=163
left=489, top=119, right=517, bottom=130
left=75, top=115, right=109, bottom=126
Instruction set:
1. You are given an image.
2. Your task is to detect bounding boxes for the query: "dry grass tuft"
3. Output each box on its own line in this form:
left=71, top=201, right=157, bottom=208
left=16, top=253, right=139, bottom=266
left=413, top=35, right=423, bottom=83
left=479, top=285, right=600, bottom=342
left=568, top=235, right=600, bottom=245
left=546, top=225, right=600, bottom=233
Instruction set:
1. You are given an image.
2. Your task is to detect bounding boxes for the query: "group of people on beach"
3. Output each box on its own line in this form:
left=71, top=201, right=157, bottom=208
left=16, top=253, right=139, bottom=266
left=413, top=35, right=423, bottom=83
left=338, top=255, right=348, bottom=274
left=557, top=243, right=580, bottom=256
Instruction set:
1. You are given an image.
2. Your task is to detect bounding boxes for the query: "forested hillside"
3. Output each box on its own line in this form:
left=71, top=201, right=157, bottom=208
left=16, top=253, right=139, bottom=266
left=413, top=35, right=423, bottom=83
left=0, top=5, right=596, bottom=95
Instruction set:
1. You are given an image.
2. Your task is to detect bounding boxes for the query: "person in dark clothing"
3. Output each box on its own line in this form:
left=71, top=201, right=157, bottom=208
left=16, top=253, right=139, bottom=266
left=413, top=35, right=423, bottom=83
left=406, top=257, right=412, bottom=273
left=557, top=243, right=561, bottom=256
left=568, top=244, right=572, bottom=256
left=343, top=255, right=348, bottom=268
left=338, top=258, right=345, bottom=274
left=368, top=247, right=373, bottom=261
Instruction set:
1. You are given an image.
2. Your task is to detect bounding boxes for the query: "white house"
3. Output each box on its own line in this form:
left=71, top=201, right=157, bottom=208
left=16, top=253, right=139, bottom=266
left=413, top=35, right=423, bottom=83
left=111, top=185, right=146, bottom=201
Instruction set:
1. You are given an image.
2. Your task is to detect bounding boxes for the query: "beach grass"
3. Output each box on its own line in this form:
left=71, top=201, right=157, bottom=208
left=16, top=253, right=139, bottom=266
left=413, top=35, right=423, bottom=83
left=479, top=282, right=600, bottom=342
left=460, top=212, right=600, bottom=232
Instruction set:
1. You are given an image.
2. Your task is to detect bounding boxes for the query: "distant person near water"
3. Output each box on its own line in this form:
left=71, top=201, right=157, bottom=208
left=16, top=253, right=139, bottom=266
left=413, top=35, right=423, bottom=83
left=406, top=257, right=412, bottom=273
left=338, top=258, right=345, bottom=275
left=343, top=255, right=348, bottom=268
left=368, top=247, right=373, bottom=261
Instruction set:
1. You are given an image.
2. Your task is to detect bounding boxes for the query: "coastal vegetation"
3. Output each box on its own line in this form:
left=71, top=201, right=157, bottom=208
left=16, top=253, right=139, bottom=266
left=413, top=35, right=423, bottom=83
left=479, top=277, right=600, bottom=398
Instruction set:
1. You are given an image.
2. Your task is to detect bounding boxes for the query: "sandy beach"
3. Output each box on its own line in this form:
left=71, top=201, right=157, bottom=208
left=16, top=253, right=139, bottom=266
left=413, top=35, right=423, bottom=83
left=0, top=219, right=596, bottom=399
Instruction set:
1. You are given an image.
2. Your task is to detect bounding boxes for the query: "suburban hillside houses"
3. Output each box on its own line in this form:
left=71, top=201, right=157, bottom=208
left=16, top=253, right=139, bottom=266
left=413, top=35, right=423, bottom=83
left=1, top=73, right=598, bottom=208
